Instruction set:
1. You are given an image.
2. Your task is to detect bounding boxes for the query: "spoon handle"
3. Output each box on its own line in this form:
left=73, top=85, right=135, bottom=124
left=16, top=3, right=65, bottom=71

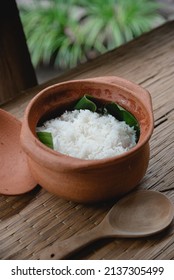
left=38, top=225, right=102, bottom=260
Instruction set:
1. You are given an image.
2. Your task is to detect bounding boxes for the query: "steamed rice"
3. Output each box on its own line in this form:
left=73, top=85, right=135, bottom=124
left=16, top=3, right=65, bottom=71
left=37, top=109, right=136, bottom=160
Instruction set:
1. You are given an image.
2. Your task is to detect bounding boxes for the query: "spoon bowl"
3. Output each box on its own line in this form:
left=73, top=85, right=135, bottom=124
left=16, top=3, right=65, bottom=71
left=107, top=190, right=173, bottom=237
left=38, top=190, right=174, bottom=259
left=0, top=109, right=36, bottom=195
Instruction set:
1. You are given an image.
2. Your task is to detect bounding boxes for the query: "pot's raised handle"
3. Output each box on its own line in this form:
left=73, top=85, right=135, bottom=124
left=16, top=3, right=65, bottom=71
left=87, top=76, right=153, bottom=118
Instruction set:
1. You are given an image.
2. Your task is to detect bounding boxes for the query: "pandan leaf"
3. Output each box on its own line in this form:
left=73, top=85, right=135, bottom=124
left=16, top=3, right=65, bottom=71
left=122, top=110, right=138, bottom=127
left=74, top=95, right=97, bottom=112
left=105, top=102, right=123, bottom=121
left=37, top=132, right=54, bottom=149
left=122, top=110, right=140, bottom=140
left=106, top=101, right=140, bottom=141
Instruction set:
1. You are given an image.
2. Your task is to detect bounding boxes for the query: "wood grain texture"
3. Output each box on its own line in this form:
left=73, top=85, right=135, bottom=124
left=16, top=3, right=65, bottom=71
left=0, top=0, right=37, bottom=105
left=0, top=21, right=174, bottom=260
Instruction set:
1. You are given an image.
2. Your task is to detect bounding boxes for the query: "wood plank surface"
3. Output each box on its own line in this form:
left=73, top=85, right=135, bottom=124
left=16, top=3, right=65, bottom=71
left=0, top=21, right=174, bottom=260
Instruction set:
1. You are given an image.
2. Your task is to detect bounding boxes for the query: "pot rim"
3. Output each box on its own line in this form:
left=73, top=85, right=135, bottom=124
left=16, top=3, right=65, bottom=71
left=21, top=77, right=154, bottom=170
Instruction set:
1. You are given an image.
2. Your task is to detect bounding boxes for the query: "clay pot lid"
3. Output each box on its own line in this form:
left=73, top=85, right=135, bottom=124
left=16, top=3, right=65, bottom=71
left=0, top=109, right=36, bottom=195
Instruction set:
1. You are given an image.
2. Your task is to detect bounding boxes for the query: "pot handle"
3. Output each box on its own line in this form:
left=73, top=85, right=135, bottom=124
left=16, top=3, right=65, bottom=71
left=87, top=76, right=153, bottom=116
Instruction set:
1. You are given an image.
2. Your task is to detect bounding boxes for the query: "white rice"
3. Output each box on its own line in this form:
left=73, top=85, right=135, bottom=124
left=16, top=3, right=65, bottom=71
left=37, top=109, right=136, bottom=160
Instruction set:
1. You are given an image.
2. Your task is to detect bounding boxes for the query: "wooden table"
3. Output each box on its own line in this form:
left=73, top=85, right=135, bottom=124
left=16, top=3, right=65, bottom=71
left=0, top=21, right=174, bottom=260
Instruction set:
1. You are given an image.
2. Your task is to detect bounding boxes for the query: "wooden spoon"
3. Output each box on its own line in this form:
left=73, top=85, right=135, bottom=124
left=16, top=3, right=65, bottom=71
left=0, top=109, right=36, bottom=195
left=38, top=190, right=174, bottom=259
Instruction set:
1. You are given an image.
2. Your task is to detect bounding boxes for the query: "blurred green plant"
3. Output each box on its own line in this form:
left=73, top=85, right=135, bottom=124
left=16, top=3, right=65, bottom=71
left=19, top=0, right=164, bottom=69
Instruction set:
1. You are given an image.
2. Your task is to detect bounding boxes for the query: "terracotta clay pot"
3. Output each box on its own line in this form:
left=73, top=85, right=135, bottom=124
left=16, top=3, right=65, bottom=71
left=0, top=109, right=36, bottom=195
left=20, top=76, right=154, bottom=203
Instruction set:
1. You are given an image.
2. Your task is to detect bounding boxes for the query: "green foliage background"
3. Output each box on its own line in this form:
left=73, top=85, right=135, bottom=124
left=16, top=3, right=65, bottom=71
left=19, top=0, right=164, bottom=70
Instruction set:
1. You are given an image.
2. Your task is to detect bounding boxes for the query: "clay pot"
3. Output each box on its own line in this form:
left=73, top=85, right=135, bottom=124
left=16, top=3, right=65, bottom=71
left=0, top=109, right=36, bottom=195
left=20, top=76, right=154, bottom=203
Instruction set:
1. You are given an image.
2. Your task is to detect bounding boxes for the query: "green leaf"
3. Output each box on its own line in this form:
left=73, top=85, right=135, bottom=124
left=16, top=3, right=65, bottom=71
left=19, top=0, right=163, bottom=69
left=105, top=102, right=123, bottom=121
left=74, top=95, right=97, bottom=112
left=122, top=110, right=137, bottom=127
left=122, top=110, right=140, bottom=140
left=37, top=132, right=54, bottom=149
left=106, top=101, right=140, bottom=141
